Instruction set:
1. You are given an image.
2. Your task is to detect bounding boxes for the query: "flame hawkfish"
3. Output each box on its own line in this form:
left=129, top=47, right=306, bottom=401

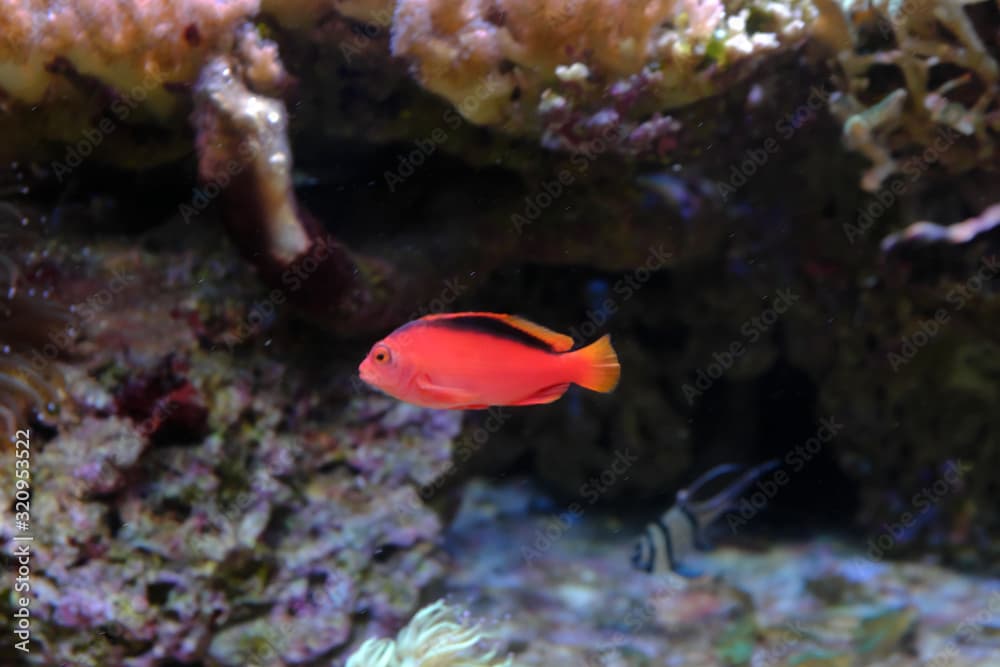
left=358, top=312, right=621, bottom=410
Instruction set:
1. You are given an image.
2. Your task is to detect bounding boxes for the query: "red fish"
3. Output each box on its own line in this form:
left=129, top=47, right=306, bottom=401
left=358, top=312, right=620, bottom=410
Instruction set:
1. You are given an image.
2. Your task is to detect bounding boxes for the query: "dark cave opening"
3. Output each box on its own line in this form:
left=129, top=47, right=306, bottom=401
left=748, top=357, right=860, bottom=536
left=460, top=262, right=862, bottom=540
left=683, top=354, right=860, bottom=542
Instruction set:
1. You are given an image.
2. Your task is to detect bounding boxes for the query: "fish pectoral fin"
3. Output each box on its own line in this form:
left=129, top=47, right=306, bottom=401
left=512, top=383, right=571, bottom=406
left=414, top=375, right=481, bottom=407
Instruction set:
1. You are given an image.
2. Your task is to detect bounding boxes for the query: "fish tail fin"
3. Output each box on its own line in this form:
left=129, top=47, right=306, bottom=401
left=573, top=334, right=621, bottom=393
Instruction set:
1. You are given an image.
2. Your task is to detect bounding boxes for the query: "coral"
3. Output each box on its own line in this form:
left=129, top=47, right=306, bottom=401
left=0, top=0, right=400, bottom=113
left=346, top=599, right=513, bottom=667
left=0, top=0, right=286, bottom=166
left=0, top=0, right=258, bottom=112
left=0, top=0, right=402, bottom=163
left=0, top=212, right=468, bottom=666
left=0, top=0, right=819, bottom=164
left=191, top=54, right=414, bottom=333
left=881, top=201, right=1000, bottom=253
left=390, top=0, right=676, bottom=126
left=818, top=0, right=1000, bottom=190
left=390, top=0, right=817, bottom=132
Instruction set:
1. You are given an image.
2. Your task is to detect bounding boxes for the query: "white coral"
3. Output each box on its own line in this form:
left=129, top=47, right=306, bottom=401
left=346, top=600, right=513, bottom=667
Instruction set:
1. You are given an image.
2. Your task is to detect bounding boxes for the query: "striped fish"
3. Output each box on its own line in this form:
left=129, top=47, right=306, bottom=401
left=631, top=460, right=780, bottom=576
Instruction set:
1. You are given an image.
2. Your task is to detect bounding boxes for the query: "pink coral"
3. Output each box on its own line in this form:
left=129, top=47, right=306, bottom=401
left=0, top=0, right=259, bottom=115
left=391, top=0, right=676, bottom=125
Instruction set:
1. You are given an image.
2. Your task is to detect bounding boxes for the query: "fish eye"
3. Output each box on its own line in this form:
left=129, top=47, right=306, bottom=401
left=373, top=346, right=391, bottom=364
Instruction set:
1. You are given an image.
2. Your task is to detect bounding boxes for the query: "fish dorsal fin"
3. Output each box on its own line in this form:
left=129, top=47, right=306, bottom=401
left=418, top=312, right=575, bottom=352
left=498, top=314, right=575, bottom=351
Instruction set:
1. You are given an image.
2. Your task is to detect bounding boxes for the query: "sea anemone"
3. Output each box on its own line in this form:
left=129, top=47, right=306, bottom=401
left=0, top=296, right=72, bottom=437
left=0, top=209, right=73, bottom=440
left=345, top=600, right=513, bottom=667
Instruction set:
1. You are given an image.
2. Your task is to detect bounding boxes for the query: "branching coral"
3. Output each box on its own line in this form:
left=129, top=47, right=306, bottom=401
left=346, top=600, right=513, bottom=667
left=819, top=0, right=1000, bottom=190
left=881, top=201, right=1000, bottom=253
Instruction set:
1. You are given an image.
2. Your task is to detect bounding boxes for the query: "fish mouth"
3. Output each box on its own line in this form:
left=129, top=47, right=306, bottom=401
left=358, top=361, right=376, bottom=386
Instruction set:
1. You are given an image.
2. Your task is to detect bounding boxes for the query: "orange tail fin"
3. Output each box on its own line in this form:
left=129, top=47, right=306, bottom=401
left=573, top=334, right=621, bottom=393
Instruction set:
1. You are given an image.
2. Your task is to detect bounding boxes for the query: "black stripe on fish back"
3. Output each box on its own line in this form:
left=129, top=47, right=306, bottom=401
left=654, top=515, right=677, bottom=572
left=423, top=315, right=555, bottom=352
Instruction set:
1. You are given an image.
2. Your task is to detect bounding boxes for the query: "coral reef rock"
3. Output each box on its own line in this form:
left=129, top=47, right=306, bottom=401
left=0, top=224, right=463, bottom=666
left=391, top=0, right=818, bottom=133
